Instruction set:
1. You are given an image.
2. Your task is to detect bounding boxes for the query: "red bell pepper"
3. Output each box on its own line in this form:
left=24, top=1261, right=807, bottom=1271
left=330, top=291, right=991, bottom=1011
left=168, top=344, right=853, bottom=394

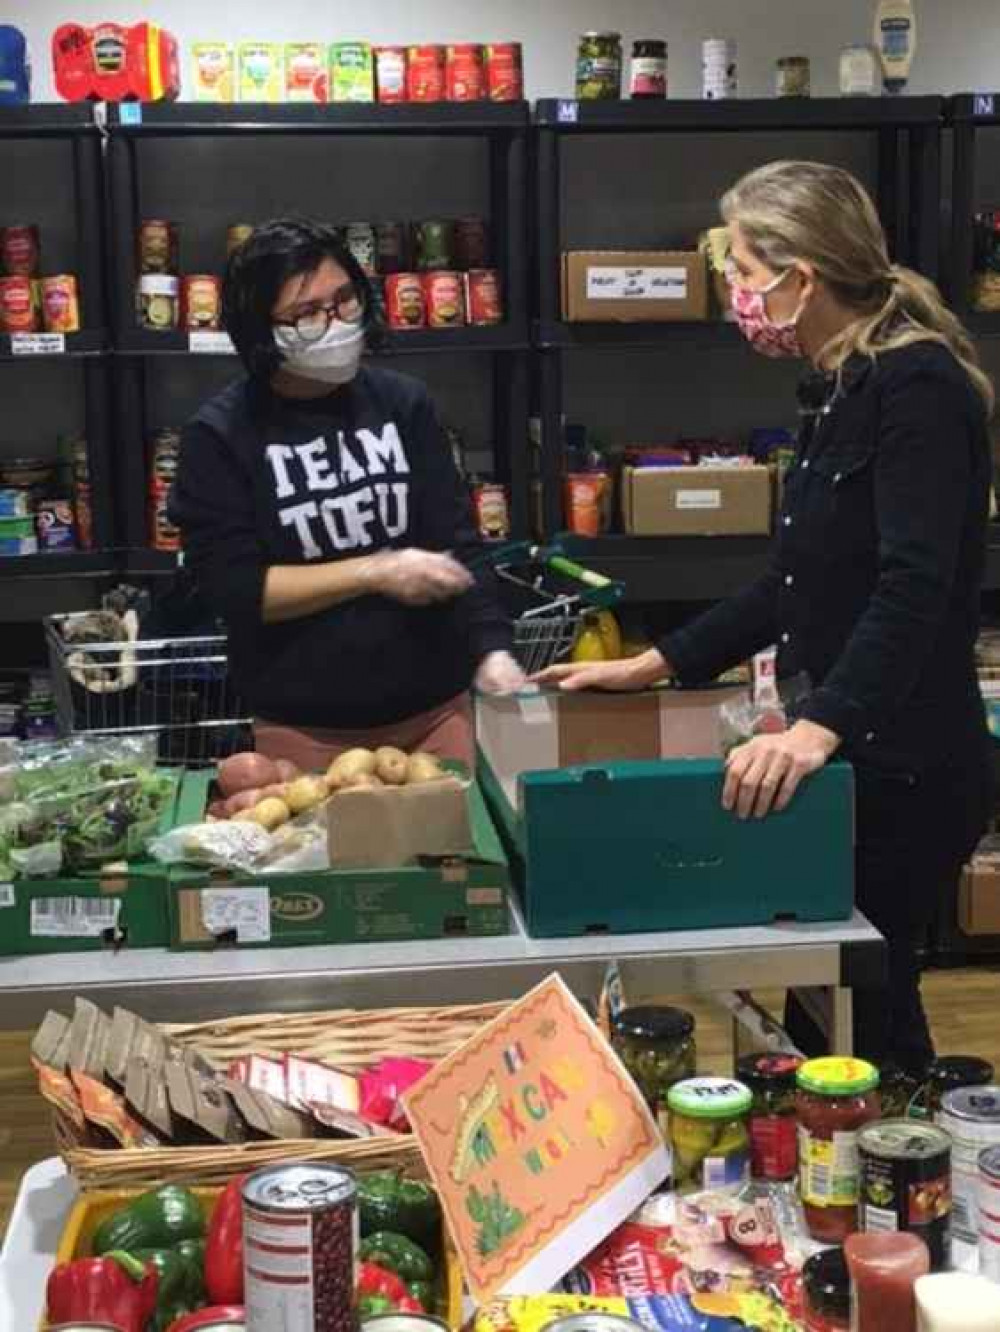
left=205, top=1172, right=248, bottom=1305
left=47, top=1250, right=159, bottom=1332
left=166, top=1306, right=245, bottom=1332
left=358, top=1260, right=410, bottom=1304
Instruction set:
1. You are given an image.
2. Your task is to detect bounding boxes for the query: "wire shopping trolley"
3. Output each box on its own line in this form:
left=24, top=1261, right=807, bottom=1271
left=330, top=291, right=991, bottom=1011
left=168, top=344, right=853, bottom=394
left=485, top=542, right=624, bottom=674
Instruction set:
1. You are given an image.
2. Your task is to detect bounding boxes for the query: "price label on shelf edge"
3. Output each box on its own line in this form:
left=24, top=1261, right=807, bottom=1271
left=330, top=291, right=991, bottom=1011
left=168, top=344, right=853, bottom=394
left=189, top=331, right=235, bottom=355
left=10, top=333, right=66, bottom=356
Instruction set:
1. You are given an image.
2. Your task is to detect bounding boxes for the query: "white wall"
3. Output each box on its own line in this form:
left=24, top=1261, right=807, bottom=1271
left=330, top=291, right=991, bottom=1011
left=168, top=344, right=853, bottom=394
left=11, top=0, right=1000, bottom=103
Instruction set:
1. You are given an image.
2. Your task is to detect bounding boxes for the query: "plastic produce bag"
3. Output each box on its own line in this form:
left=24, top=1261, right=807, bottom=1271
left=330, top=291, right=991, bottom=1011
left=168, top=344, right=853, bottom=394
left=151, top=808, right=330, bottom=875
left=719, top=673, right=812, bottom=757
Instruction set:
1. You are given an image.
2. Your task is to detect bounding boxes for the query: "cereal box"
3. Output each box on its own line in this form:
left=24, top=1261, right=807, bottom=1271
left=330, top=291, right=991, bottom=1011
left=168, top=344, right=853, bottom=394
left=238, top=42, right=283, bottom=102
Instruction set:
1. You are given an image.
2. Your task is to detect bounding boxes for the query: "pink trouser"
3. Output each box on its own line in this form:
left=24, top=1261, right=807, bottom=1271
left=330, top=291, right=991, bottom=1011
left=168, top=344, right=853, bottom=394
left=254, top=692, right=475, bottom=773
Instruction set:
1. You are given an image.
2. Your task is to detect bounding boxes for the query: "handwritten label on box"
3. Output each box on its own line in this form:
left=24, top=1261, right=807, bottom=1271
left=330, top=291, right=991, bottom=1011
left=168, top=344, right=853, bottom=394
left=586, top=266, right=689, bottom=302
left=676, top=489, right=722, bottom=511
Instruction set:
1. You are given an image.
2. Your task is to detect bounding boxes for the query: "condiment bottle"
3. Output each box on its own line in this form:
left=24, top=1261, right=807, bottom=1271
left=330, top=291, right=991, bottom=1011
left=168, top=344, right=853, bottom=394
left=845, top=1232, right=930, bottom=1332
left=874, top=0, right=917, bottom=94
left=914, top=1272, right=1000, bottom=1331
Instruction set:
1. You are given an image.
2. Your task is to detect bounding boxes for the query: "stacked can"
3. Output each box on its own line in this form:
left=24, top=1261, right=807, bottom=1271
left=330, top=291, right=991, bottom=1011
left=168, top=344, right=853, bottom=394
left=980, top=1146, right=1000, bottom=1282
left=148, top=428, right=182, bottom=550
left=703, top=38, right=737, bottom=100
left=137, top=220, right=180, bottom=331
left=345, top=222, right=377, bottom=277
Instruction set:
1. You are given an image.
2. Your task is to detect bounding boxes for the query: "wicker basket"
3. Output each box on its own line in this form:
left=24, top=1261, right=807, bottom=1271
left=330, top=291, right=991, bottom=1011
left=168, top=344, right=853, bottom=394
left=56, top=1000, right=506, bottom=1190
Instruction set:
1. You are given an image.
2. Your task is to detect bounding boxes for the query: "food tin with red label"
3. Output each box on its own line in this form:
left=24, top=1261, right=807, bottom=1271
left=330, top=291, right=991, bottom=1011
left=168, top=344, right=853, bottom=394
left=465, top=269, right=503, bottom=325
left=226, top=223, right=254, bottom=257
left=71, top=436, right=93, bottom=552
left=423, top=271, right=466, bottom=328
left=0, top=275, right=38, bottom=332
left=454, top=216, right=489, bottom=270
left=407, top=45, right=445, bottom=102
left=36, top=498, right=77, bottom=551
left=149, top=428, right=181, bottom=550
left=375, top=46, right=408, bottom=103
left=385, top=273, right=426, bottom=329
left=182, top=275, right=222, bottom=331
left=2, top=223, right=40, bottom=276
left=446, top=43, right=485, bottom=101
left=737, top=1053, right=803, bottom=1182
left=485, top=42, right=524, bottom=101
left=138, top=219, right=178, bottom=275
left=859, top=1120, right=952, bottom=1271
left=473, top=482, right=510, bottom=540
left=42, top=275, right=81, bottom=333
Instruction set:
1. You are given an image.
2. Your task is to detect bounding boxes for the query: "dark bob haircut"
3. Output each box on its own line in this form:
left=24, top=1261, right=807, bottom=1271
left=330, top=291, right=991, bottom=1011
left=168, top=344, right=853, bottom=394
left=222, top=216, right=383, bottom=380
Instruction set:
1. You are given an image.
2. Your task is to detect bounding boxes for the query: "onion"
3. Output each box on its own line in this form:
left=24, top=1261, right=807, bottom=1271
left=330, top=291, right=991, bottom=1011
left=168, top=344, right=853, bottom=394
left=218, top=752, right=280, bottom=797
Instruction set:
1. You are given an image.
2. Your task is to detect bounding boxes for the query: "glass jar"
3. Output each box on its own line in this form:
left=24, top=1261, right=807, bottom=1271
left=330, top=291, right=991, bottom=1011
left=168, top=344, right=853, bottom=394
left=630, top=40, right=667, bottom=99
left=803, top=1247, right=850, bottom=1332
left=776, top=55, right=810, bottom=97
left=877, top=1061, right=920, bottom=1118
left=925, top=1056, right=995, bottom=1118
left=736, top=1053, right=803, bottom=1181
left=576, top=32, right=622, bottom=101
left=797, top=1057, right=881, bottom=1243
left=839, top=44, right=878, bottom=96
left=667, top=1076, right=752, bottom=1194
left=612, top=1006, right=695, bottom=1132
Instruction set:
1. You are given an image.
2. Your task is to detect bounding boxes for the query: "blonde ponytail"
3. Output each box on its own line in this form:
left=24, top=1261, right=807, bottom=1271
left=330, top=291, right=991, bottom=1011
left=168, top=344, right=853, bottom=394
left=722, top=161, right=995, bottom=417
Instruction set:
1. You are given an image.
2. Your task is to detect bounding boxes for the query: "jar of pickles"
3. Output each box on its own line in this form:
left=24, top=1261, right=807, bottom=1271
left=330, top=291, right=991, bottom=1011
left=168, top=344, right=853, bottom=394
left=797, top=1057, right=881, bottom=1243
left=736, top=1053, right=802, bottom=1181
left=667, top=1077, right=752, bottom=1193
left=576, top=32, right=622, bottom=100
left=612, top=1006, right=695, bottom=1132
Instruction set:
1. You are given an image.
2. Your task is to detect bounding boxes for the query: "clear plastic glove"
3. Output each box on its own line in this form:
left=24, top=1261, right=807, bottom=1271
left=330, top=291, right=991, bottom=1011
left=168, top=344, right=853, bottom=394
left=475, top=649, right=527, bottom=696
left=369, top=548, right=474, bottom=606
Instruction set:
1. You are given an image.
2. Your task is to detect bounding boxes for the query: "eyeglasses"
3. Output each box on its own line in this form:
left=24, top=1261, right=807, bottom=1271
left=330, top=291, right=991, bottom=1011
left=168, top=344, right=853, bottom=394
left=274, top=283, right=365, bottom=342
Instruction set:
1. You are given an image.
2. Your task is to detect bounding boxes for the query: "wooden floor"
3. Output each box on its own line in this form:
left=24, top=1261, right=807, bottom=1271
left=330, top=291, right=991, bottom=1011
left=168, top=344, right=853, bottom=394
left=2, top=967, right=999, bottom=1243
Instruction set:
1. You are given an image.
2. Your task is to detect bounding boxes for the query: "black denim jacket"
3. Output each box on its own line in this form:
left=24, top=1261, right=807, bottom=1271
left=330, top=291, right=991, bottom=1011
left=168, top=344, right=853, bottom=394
left=661, top=341, right=993, bottom=774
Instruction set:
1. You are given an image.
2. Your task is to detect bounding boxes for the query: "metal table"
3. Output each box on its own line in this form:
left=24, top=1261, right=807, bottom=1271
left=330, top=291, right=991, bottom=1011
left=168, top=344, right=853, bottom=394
left=0, top=908, right=884, bottom=1049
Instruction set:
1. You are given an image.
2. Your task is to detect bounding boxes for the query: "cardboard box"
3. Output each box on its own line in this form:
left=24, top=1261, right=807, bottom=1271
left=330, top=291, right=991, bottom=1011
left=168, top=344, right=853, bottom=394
left=959, top=853, right=1000, bottom=935
left=169, top=779, right=509, bottom=949
left=562, top=250, right=709, bottom=323
left=622, top=464, right=772, bottom=537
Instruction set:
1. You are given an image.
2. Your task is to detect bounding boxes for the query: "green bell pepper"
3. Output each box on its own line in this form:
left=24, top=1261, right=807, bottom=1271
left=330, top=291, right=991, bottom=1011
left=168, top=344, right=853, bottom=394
left=408, top=1279, right=434, bottom=1310
left=92, top=1186, right=206, bottom=1257
left=133, top=1244, right=205, bottom=1332
left=359, top=1232, right=433, bottom=1283
left=357, top=1173, right=440, bottom=1251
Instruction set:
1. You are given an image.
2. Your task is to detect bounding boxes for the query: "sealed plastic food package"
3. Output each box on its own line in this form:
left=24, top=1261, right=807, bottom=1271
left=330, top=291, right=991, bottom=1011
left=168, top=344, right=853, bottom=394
left=719, top=673, right=812, bottom=755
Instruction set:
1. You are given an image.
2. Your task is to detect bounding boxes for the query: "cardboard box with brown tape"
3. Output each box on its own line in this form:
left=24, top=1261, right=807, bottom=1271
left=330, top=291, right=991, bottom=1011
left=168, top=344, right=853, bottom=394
left=622, top=464, right=772, bottom=537
left=562, top=250, right=709, bottom=322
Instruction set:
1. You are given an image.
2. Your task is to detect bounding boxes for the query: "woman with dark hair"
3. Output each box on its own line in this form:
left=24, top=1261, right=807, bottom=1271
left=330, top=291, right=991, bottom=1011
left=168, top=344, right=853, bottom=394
left=171, top=217, right=523, bottom=771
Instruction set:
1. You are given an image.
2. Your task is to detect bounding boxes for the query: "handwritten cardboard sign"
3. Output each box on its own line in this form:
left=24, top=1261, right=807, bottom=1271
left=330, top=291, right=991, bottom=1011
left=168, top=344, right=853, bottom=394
left=403, top=973, right=669, bottom=1301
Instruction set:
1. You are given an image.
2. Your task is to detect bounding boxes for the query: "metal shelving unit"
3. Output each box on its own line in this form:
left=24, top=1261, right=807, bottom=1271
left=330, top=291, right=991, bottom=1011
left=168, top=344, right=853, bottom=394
left=948, top=93, right=1000, bottom=327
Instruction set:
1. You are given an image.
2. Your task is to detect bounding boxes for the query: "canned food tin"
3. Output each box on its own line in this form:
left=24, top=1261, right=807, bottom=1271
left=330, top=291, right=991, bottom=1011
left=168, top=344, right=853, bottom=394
left=243, top=1162, right=357, bottom=1332
left=36, top=498, right=77, bottom=551
left=227, top=224, right=255, bottom=258
left=138, top=274, right=180, bottom=331
left=42, top=275, right=81, bottom=333
left=446, top=43, right=485, bottom=101
left=858, top=1120, right=952, bottom=1270
left=980, top=1145, right=1000, bottom=1283
left=938, top=1085, right=1000, bottom=1243
left=286, top=41, right=327, bottom=102
left=0, top=274, right=39, bottom=332
left=423, top=271, right=466, bottom=327
left=376, top=46, right=408, bottom=103
left=182, top=275, right=222, bottom=331
left=149, top=428, right=181, bottom=551
left=413, top=220, right=455, bottom=272
left=776, top=55, right=811, bottom=97
left=138, top=219, right=178, bottom=275
left=473, top=482, right=510, bottom=540
left=362, top=1315, right=450, bottom=1332
left=375, top=222, right=408, bottom=275
left=407, top=45, right=446, bottom=103
left=576, top=32, right=622, bottom=101
left=454, top=216, right=490, bottom=270
left=345, top=222, right=377, bottom=276
left=544, top=1315, right=645, bottom=1332
left=465, top=269, right=503, bottom=325
left=485, top=42, right=523, bottom=102
left=385, top=273, right=426, bottom=329
left=703, top=38, right=737, bottom=100
left=70, top=436, right=93, bottom=551
left=925, top=1056, right=995, bottom=1118
left=2, top=223, right=40, bottom=276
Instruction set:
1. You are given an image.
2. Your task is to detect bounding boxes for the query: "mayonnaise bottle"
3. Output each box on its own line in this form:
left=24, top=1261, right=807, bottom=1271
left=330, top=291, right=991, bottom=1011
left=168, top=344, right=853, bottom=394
left=874, top=0, right=917, bottom=93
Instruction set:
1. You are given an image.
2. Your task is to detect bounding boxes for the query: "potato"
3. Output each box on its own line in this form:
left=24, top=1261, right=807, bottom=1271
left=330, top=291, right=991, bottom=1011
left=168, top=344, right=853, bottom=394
left=248, top=797, right=291, bottom=831
left=406, top=752, right=446, bottom=785
left=326, top=747, right=376, bottom=790
left=337, top=771, right=384, bottom=792
left=374, top=746, right=409, bottom=785
left=285, top=775, right=329, bottom=815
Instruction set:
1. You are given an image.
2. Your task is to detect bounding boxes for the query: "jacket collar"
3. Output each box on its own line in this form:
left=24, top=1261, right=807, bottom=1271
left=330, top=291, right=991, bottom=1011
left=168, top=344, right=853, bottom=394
left=797, top=353, right=873, bottom=413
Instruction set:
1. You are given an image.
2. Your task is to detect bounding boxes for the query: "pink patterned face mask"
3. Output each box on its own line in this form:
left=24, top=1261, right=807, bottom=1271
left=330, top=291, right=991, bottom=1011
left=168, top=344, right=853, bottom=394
left=729, top=266, right=806, bottom=360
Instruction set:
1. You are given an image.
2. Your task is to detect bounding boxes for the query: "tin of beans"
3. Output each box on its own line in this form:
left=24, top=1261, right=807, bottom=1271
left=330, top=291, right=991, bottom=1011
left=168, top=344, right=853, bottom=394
left=939, top=1085, right=1000, bottom=1244
left=138, top=219, right=178, bottom=275
left=980, top=1145, right=1000, bottom=1283
left=243, top=1162, right=357, bottom=1332
left=182, top=275, right=222, bottom=331
left=36, top=498, right=77, bottom=551
left=473, top=482, right=510, bottom=540
left=375, top=222, right=408, bottom=275
left=227, top=223, right=254, bottom=257
left=2, top=224, right=40, bottom=276
left=72, top=439, right=93, bottom=552
left=485, top=42, right=523, bottom=102
left=385, top=274, right=425, bottom=329
left=454, top=216, right=489, bottom=270
left=0, top=275, right=39, bottom=332
left=446, top=44, right=485, bottom=101
left=859, top=1119, right=952, bottom=1270
left=42, top=275, right=81, bottom=333
left=413, top=220, right=454, bottom=271
left=424, top=271, right=466, bottom=327
left=465, top=269, right=503, bottom=325
left=407, top=45, right=446, bottom=103
left=376, top=46, right=408, bottom=103
left=345, top=222, right=377, bottom=276
left=138, top=274, right=180, bottom=330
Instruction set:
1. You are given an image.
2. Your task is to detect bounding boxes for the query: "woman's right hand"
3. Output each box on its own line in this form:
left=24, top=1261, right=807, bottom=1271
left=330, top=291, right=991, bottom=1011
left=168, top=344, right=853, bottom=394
left=369, top=548, right=474, bottom=606
left=531, top=648, right=670, bottom=693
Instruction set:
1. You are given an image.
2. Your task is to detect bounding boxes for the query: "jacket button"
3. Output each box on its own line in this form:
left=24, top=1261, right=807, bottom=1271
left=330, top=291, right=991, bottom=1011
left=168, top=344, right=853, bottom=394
left=785, top=574, right=794, bottom=587
left=865, top=731, right=876, bottom=743
left=783, top=516, right=792, bottom=527
left=781, top=632, right=791, bottom=644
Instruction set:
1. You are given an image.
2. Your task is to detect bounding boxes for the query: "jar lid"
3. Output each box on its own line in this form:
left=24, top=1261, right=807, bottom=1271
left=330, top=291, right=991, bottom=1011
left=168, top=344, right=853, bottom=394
left=803, top=1247, right=849, bottom=1319
left=797, top=1057, right=879, bottom=1097
left=581, top=31, right=622, bottom=40
left=667, top=1077, right=752, bottom=1119
left=858, top=1119, right=951, bottom=1162
left=613, top=1005, right=695, bottom=1044
left=929, top=1056, right=995, bottom=1089
left=736, top=1053, right=803, bottom=1090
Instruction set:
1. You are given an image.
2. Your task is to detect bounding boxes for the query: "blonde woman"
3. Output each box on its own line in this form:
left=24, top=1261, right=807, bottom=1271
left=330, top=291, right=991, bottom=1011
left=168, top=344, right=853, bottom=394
left=537, top=161, right=995, bottom=1074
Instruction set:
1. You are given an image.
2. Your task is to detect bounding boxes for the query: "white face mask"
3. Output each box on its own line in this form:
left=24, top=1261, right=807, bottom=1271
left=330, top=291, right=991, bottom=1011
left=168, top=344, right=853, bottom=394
left=273, top=318, right=365, bottom=386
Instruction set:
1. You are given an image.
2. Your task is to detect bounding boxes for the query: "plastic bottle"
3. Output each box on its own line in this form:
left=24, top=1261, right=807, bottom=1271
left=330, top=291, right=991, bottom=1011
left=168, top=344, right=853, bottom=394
left=845, top=1232, right=929, bottom=1332
left=874, top=0, right=917, bottom=94
left=914, top=1272, right=1000, bottom=1331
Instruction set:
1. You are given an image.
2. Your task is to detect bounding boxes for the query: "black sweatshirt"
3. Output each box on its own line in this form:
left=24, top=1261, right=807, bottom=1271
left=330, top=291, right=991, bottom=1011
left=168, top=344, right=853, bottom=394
left=661, top=342, right=992, bottom=775
left=170, top=367, right=512, bottom=728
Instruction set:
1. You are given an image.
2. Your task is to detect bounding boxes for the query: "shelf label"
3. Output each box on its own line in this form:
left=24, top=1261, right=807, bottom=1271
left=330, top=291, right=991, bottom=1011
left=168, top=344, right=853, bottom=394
left=31, top=896, right=120, bottom=938
left=201, top=886, right=271, bottom=942
left=677, top=489, right=723, bottom=511
left=10, top=332, right=66, bottom=356
left=975, top=94, right=996, bottom=118
left=189, top=331, right=235, bottom=355
left=119, top=102, right=143, bottom=125
left=557, top=99, right=579, bottom=124
left=586, top=265, right=689, bottom=301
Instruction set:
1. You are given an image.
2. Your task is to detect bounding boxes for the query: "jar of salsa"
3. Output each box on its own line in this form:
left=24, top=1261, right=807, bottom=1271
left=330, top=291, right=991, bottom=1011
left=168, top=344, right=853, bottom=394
left=736, top=1053, right=803, bottom=1181
left=797, top=1057, right=881, bottom=1242
left=803, top=1246, right=850, bottom=1332
left=612, top=1006, right=695, bottom=1133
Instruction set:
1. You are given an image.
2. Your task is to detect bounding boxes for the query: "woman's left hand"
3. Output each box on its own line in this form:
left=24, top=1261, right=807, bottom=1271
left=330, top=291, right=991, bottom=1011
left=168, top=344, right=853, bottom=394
left=475, top=650, right=527, bottom=696
left=723, top=719, right=841, bottom=820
